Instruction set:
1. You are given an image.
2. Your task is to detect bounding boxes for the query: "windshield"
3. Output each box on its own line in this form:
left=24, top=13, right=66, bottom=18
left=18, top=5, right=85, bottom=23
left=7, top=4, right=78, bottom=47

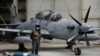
left=35, top=10, right=62, bottom=21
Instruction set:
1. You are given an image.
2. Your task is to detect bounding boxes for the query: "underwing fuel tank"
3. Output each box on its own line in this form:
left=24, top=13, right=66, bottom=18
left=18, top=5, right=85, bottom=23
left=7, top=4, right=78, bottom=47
left=80, top=34, right=100, bottom=41
left=14, top=36, right=31, bottom=43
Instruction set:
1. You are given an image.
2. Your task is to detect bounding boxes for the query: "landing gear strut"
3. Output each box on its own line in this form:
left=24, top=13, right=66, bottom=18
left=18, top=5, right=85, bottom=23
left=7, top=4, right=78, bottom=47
left=66, top=42, right=73, bottom=49
left=66, top=40, right=81, bottom=55
left=17, top=43, right=28, bottom=52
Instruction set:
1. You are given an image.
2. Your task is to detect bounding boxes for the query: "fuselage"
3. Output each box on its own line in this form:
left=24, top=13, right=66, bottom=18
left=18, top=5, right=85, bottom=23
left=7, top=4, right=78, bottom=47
left=16, top=18, right=80, bottom=40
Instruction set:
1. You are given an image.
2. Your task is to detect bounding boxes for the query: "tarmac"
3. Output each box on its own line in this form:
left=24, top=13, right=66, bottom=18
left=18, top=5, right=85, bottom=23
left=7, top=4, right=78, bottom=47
left=0, top=39, right=100, bottom=56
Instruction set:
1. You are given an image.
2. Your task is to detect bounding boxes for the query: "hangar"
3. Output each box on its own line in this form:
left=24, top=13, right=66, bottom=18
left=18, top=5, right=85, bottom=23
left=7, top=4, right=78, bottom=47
left=0, top=0, right=100, bottom=27
left=0, top=0, right=100, bottom=56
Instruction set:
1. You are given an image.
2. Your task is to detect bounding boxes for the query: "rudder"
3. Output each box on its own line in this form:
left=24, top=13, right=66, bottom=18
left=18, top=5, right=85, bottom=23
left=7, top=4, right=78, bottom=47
left=10, top=4, right=21, bottom=24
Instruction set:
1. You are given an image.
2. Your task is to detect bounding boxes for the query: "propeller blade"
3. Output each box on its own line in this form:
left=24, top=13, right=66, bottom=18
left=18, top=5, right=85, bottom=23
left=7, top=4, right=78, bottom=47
left=67, top=33, right=78, bottom=42
left=84, top=6, right=91, bottom=23
left=69, top=14, right=81, bottom=26
left=84, top=34, right=90, bottom=47
left=85, top=31, right=94, bottom=34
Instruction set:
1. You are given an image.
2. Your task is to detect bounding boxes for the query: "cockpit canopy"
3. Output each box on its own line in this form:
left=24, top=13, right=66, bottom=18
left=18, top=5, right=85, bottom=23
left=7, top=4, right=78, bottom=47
left=35, top=10, right=62, bottom=21
left=35, top=10, right=54, bottom=20
left=50, top=12, right=62, bottom=21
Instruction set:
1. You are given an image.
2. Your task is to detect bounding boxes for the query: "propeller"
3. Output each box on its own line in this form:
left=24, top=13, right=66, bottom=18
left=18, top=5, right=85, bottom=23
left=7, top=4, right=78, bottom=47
left=82, top=30, right=94, bottom=34
left=69, top=14, right=81, bottom=26
left=84, top=6, right=91, bottom=23
left=84, top=34, right=90, bottom=46
left=84, top=6, right=91, bottom=47
left=69, top=6, right=91, bottom=47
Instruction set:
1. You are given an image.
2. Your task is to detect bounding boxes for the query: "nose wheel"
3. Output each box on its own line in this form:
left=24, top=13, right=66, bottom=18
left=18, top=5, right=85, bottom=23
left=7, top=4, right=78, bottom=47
left=72, top=40, right=81, bottom=55
left=73, top=45, right=81, bottom=55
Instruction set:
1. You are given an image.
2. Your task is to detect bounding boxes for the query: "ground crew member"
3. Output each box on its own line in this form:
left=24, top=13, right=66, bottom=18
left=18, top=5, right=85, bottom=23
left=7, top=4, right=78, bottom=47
left=30, top=23, right=40, bottom=55
left=30, top=30, right=40, bottom=55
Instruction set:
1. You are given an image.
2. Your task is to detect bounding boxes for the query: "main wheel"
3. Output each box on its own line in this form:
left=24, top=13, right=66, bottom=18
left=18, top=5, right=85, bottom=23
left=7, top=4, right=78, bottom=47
left=74, top=47, right=81, bottom=55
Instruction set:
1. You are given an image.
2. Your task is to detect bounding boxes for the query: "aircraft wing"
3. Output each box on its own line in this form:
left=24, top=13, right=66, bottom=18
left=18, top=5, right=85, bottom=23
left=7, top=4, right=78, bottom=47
left=89, top=27, right=100, bottom=31
left=0, top=24, right=18, bottom=27
left=0, top=28, right=50, bottom=35
left=40, top=29, right=50, bottom=35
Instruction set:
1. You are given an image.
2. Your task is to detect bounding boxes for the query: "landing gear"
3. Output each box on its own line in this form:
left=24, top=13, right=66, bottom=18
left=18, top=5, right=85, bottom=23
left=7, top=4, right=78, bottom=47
left=73, top=45, right=81, bottom=55
left=66, top=40, right=81, bottom=55
left=17, top=43, right=28, bottom=52
left=73, top=40, right=81, bottom=55
left=66, top=41, right=73, bottom=49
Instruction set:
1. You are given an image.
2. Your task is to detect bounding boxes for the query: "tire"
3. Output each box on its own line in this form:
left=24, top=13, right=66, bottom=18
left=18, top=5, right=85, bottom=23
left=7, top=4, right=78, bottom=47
left=74, top=47, right=81, bottom=55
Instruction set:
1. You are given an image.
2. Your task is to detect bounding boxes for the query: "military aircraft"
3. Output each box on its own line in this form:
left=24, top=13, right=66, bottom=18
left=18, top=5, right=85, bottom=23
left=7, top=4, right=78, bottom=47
left=0, top=4, right=100, bottom=55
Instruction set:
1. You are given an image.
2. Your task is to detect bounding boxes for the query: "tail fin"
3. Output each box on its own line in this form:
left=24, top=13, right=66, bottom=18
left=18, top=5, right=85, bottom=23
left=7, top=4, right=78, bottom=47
left=10, top=4, right=21, bottom=24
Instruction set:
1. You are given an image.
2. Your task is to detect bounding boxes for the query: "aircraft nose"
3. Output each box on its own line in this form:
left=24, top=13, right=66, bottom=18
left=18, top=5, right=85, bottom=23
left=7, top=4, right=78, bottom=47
left=80, top=23, right=90, bottom=32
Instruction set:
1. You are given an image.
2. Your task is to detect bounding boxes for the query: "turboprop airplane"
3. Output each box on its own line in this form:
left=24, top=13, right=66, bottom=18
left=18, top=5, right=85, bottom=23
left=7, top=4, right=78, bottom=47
left=0, top=4, right=100, bottom=55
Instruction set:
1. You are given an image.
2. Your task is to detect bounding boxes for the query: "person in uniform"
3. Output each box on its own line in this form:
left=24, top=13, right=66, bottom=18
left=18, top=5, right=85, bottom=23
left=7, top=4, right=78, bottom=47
left=30, top=30, right=40, bottom=55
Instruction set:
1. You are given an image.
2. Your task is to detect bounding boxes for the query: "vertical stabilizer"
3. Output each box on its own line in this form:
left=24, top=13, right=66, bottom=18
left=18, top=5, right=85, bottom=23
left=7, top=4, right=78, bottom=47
left=10, top=4, right=21, bottom=24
